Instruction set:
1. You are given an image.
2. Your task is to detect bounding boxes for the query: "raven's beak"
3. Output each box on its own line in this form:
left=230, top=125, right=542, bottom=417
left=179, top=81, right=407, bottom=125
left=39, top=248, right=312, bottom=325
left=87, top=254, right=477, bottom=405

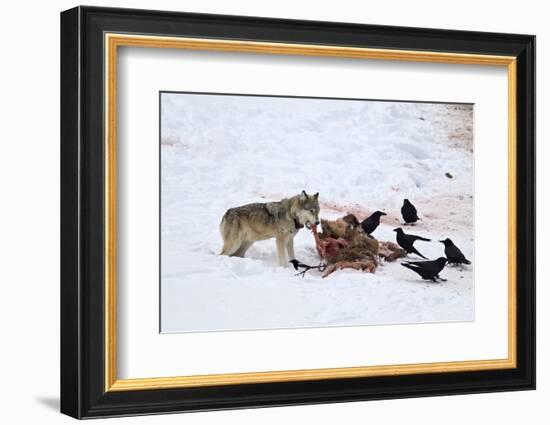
left=439, top=240, right=445, bottom=243
left=381, top=212, right=387, bottom=216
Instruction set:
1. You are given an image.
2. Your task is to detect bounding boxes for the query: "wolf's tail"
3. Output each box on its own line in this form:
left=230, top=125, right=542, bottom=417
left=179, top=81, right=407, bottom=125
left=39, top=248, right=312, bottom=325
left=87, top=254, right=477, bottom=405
left=219, top=211, right=241, bottom=256
left=219, top=214, right=227, bottom=239
left=219, top=213, right=229, bottom=253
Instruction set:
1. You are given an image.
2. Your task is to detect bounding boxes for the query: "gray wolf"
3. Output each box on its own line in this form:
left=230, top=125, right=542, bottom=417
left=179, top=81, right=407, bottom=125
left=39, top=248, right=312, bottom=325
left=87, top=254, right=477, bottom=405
left=220, top=191, right=320, bottom=267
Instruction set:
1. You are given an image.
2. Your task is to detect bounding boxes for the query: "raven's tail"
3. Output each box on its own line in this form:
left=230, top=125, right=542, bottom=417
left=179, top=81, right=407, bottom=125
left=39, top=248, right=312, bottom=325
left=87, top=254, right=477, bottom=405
left=410, top=247, right=427, bottom=259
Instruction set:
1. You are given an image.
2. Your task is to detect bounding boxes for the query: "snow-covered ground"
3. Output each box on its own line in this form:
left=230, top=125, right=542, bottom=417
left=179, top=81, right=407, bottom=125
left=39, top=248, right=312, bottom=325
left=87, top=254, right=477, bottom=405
left=160, top=93, right=474, bottom=333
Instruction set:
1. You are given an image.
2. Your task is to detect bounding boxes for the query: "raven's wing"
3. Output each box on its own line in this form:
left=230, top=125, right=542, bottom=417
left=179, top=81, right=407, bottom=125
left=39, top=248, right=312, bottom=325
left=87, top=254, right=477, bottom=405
left=403, top=259, right=440, bottom=271
left=401, top=262, right=429, bottom=278
left=402, top=260, right=425, bottom=266
left=360, top=217, right=374, bottom=233
left=447, top=245, right=464, bottom=259
left=409, top=234, right=430, bottom=242
left=401, top=262, right=421, bottom=272
left=447, top=245, right=471, bottom=264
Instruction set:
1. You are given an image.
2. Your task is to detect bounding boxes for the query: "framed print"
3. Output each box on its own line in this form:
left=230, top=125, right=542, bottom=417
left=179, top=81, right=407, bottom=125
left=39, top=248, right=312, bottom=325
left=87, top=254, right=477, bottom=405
left=60, top=6, right=536, bottom=419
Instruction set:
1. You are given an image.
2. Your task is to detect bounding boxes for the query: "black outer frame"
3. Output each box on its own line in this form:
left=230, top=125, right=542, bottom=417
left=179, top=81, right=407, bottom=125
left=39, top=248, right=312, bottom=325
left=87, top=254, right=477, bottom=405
left=60, top=5, right=535, bottom=419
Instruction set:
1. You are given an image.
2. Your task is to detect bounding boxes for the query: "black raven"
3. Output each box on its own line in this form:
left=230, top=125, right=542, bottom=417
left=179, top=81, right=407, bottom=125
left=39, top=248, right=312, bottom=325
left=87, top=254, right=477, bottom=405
left=401, top=257, right=448, bottom=282
left=440, top=238, right=471, bottom=265
left=401, top=199, right=419, bottom=224
left=393, top=227, right=430, bottom=259
left=360, top=211, right=386, bottom=235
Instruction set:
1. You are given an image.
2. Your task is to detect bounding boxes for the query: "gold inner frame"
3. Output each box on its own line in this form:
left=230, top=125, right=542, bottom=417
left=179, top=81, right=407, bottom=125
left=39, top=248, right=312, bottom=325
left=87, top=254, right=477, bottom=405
left=104, top=33, right=517, bottom=392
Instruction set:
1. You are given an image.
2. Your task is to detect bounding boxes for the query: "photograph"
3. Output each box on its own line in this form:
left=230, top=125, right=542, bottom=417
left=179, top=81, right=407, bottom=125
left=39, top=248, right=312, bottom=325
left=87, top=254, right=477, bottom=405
left=58, top=4, right=535, bottom=419
left=160, top=92, right=475, bottom=333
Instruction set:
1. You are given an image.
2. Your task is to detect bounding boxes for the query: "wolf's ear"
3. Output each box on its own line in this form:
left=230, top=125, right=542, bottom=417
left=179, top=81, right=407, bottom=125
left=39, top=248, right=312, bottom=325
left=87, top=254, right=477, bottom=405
left=300, top=190, right=307, bottom=200
left=313, top=192, right=319, bottom=199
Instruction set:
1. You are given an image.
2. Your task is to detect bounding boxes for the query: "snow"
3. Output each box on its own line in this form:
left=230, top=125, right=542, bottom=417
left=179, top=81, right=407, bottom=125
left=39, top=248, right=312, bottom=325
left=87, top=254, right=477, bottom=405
left=160, top=93, right=474, bottom=333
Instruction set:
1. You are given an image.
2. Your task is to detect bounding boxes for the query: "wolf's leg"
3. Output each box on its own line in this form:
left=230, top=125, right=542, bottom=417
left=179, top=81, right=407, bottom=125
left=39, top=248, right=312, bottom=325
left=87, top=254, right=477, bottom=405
left=233, top=241, right=254, bottom=258
left=276, top=237, right=288, bottom=267
left=220, top=238, right=242, bottom=256
left=286, top=238, right=296, bottom=261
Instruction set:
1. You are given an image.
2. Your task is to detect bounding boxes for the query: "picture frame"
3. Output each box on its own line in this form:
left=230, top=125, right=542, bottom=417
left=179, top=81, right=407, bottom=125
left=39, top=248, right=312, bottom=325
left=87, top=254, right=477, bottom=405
left=60, top=5, right=535, bottom=419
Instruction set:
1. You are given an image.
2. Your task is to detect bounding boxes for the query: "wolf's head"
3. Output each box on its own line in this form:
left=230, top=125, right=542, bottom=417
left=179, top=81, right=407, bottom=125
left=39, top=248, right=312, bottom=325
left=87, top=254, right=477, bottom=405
left=292, top=190, right=320, bottom=228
